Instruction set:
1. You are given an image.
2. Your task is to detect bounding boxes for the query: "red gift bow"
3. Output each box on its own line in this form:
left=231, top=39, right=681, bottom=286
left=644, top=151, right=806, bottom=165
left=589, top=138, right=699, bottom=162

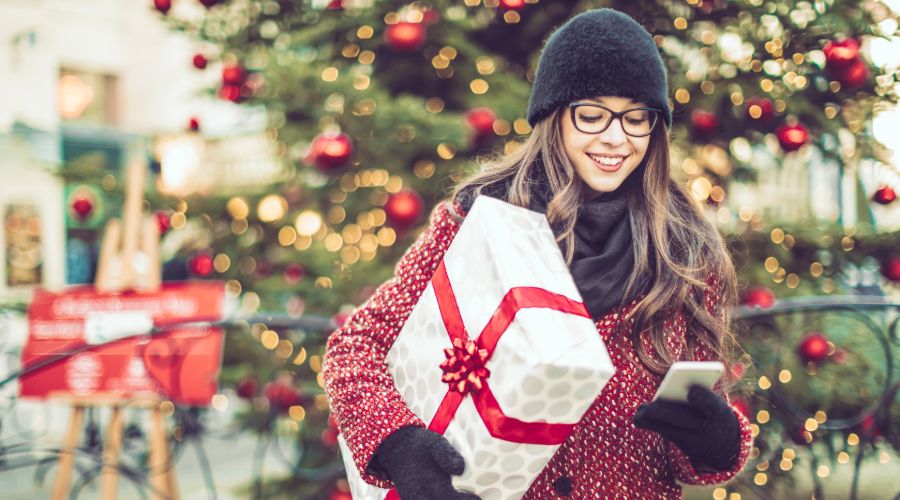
left=384, top=260, right=591, bottom=499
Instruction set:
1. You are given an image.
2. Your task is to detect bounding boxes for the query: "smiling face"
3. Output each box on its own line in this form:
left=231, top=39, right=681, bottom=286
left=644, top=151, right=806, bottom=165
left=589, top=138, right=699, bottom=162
left=560, top=96, right=654, bottom=198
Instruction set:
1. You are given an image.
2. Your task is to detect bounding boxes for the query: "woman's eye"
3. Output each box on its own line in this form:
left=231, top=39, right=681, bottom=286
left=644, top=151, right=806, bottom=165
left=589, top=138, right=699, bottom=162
left=626, top=117, right=647, bottom=125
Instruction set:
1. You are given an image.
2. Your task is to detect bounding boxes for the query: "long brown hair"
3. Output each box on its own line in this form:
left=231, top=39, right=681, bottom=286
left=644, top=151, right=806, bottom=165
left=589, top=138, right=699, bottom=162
left=451, top=107, right=739, bottom=376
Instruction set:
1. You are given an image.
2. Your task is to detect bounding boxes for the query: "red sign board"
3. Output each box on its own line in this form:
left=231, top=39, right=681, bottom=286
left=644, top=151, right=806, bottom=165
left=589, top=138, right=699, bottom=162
left=21, top=281, right=226, bottom=406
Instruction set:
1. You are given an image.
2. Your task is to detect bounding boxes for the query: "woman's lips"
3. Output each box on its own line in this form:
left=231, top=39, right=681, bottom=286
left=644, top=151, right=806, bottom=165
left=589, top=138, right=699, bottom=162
left=586, top=153, right=626, bottom=172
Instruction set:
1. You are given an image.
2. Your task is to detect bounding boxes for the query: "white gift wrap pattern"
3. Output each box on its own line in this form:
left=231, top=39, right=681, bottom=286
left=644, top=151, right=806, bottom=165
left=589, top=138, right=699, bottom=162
left=339, top=196, right=615, bottom=500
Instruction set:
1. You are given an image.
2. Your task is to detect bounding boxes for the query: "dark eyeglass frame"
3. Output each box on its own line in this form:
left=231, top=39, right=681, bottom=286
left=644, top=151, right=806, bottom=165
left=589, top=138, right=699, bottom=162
left=567, top=102, right=661, bottom=137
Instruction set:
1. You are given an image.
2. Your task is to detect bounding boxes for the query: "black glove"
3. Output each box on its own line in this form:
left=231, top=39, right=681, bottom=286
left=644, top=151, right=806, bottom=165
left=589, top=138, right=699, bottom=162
left=633, top=385, right=741, bottom=471
left=370, top=426, right=481, bottom=500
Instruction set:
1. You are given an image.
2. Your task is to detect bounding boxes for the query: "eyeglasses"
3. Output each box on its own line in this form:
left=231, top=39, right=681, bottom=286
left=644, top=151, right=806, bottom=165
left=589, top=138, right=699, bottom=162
left=568, top=103, right=661, bottom=137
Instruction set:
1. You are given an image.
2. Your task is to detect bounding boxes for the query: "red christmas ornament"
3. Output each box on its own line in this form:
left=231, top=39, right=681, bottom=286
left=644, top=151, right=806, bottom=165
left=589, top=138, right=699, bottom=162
left=188, top=116, right=201, bottom=131
left=154, top=211, right=172, bottom=235
left=464, top=107, right=497, bottom=137
left=690, top=109, right=719, bottom=137
left=221, top=64, right=246, bottom=86
left=797, top=331, right=831, bottom=364
left=873, top=185, right=897, bottom=205
left=329, top=486, right=353, bottom=500
left=192, top=54, right=208, bottom=70
left=264, top=381, right=302, bottom=412
left=153, top=0, right=172, bottom=14
left=236, top=375, right=259, bottom=399
left=70, top=195, right=95, bottom=222
left=332, top=312, right=350, bottom=328
left=776, top=123, right=810, bottom=152
left=831, top=59, right=868, bottom=89
left=326, top=0, right=343, bottom=10
left=789, top=427, right=814, bottom=446
left=188, top=253, right=214, bottom=277
left=499, top=0, right=526, bottom=9
left=384, top=22, right=426, bottom=52
left=742, top=286, right=775, bottom=309
left=198, top=0, right=219, bottom=7
left=745, top=97, right=774, bottom=122
left=283, top=263, right=305, bottom=284
left=883, top=256, right=900, bottom=282
left=730, top=362, right=746, bottom=379
left=308, top=132, right=353, bottom=172
left=858, top=415, right=881, bottom=438
left=385, top=189, right=425, bottom=229
left=218, top=84, right=242, bottom=103
left=824, top=38, right=860, bottom=71
left=321, top=427, right=339, bottom=446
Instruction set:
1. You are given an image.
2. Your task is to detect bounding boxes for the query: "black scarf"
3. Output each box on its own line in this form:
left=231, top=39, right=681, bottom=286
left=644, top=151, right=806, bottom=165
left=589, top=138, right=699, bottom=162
left=569, top=188, right=641, bottom=320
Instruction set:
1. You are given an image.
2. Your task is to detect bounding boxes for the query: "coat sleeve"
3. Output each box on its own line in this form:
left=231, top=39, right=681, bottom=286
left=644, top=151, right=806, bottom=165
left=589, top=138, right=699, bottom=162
left=322, top=202, right=461, bottom=488
left=667, top=275, right=753, bottom=485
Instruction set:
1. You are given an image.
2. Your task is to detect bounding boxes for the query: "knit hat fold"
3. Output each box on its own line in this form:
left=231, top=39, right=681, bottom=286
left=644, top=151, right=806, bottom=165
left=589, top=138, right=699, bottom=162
left=526, top=9, right=672, bottom=127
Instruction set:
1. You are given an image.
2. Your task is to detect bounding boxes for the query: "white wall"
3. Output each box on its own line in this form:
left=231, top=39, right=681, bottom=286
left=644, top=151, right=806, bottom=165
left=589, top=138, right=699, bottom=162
left=0, top=0, right=245, bottom=136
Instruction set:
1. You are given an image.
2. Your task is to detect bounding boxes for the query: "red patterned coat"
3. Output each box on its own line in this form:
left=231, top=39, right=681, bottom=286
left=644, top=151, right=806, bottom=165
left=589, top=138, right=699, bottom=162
left=323, top=201, right=752, bottom=498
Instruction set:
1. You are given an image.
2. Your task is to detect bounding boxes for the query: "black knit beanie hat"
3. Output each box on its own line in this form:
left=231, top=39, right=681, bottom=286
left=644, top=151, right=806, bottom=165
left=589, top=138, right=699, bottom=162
left=526, top=9, right=672, bottom=128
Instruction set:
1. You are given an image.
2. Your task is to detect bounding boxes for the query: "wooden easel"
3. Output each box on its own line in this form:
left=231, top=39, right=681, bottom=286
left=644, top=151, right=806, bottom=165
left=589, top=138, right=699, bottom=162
left=51, top=395, right=179, bottom=500
left=52, top=160, right=178, bottom=499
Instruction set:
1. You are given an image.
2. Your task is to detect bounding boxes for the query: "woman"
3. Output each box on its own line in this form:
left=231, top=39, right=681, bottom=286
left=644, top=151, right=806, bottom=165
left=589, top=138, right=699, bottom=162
left=324, top=9, right=752, bottom=498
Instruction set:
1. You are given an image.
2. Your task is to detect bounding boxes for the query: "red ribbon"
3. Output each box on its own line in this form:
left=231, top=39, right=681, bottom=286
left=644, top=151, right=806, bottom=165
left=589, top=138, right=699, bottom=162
left=426, top=260, right=590, bottom=443
left=384, top=261, right=591, bottom=499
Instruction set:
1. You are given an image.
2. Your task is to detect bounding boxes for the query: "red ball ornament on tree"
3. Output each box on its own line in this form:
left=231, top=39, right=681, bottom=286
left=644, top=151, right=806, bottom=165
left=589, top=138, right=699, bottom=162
left=218, top=84, right=242, bottom=103
left=308, top=132, right=353, bottom=172
left=797, top=331, right=831, bottom=364
left=464, top=107, right=497, bottom=138
left=742, top=286, right=775, bottom=309
left=883, top=256, right=900, bottom=282
left=824, top=38, right=860, bottom=71
left=776, top=123, right=810, bottom=152
left=499, top=0, right=526, bottom=9
left=745, top=97, right=774, bottom=122
left=221, top=64, right=246, bottom=86
left=326, top=0, right=343, bottom=10
left=332, top=312, right=350, bottom=329
left=385, top=22, right=426, bottom=52
left=264, top=381, right=302, bottom=412
left=187, top=116, right=201, bottom=131
left=690, top=109, right=719, bottom=137
left=283, top=263, right=305, bottom=284
left=70, top=195, right=95, bottom=222
left=789, top=427, right=814, bottom=446
left=385, top=189, right=424, bottom=230
left=153, top=0, right=172, bottom=14
left=155, top=211, right=172, bottom=235
left=188, top=253, right=214, bottom=277
left=832, top=59, right=868, bottom=89
left=192, top=54, right=208, bottom=70
left=858, top=415, right=881, bottom=439
left=236, top=375, right=259, bottom=399
left=329, top=485, right=353, bottom=500
left=873, top=185, right=896, bottom=205
left=321, top=427, right=339, bottom=446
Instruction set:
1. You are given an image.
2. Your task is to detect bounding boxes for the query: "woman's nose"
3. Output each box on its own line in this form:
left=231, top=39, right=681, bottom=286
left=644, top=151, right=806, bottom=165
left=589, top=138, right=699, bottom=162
left=597, top=117, right=628, bottom=146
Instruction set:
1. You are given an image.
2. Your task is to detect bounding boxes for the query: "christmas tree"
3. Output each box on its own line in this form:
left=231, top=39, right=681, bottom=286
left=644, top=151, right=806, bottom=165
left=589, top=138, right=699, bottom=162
left=146, top=0, right=900, bottom=497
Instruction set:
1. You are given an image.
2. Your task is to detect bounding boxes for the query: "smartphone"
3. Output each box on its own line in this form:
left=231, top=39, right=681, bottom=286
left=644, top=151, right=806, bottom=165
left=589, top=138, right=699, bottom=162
left=653, top=361, right=725, bottom=402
